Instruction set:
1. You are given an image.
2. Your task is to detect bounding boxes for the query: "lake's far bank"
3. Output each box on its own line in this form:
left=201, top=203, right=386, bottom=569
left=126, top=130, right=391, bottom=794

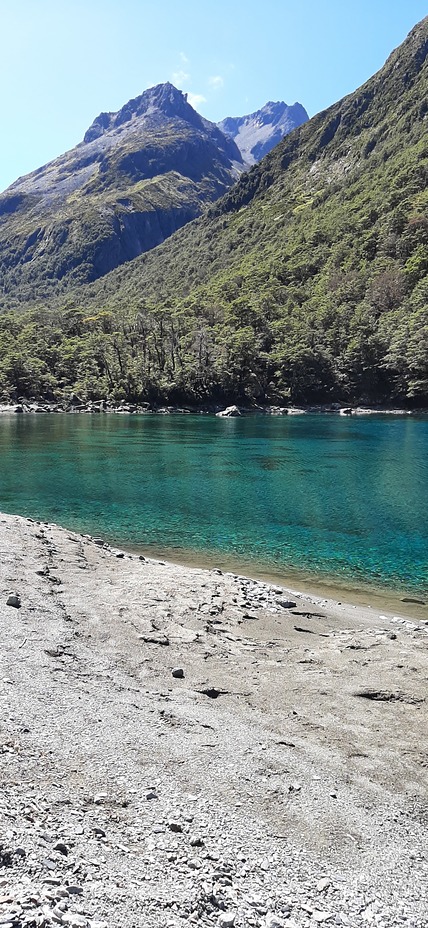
left=1, top=400, right=427, bottom=417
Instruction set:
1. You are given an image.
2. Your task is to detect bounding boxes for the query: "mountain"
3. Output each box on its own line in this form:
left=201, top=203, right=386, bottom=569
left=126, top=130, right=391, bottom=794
left=1, top=18, right=427, bottom=407
left=218, top=100, right=309, bottom=163
left=0, top=83, right=244, bottom=298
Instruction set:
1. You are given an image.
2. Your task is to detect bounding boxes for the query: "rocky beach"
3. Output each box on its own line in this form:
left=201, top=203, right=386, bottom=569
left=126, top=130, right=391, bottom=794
left=0, top=403, right=423, bottom=417
left=0, top=512, right=427, bottom=928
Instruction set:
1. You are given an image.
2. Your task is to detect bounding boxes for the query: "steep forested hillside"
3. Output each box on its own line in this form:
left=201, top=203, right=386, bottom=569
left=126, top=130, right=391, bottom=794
left=0, top=19, right=427, bottom=406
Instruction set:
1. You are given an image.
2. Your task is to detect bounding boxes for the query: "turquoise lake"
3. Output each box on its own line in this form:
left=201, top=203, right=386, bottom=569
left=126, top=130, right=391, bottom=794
left=0, top=412, right=427, bottom=598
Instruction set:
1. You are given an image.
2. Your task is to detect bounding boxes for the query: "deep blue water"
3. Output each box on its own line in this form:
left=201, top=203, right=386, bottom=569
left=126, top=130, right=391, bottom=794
left=0, top=412, right=427, bottom=596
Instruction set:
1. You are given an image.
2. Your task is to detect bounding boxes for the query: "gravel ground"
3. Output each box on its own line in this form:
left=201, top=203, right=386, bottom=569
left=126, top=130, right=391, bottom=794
left=0, top=512, right=427, bottom=928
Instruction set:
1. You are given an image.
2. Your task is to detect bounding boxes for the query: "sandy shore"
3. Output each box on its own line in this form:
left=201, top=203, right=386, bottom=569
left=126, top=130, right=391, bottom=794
left=1, top=512, right=427, bottom=928
left=123, top=541, right=428, bottom=624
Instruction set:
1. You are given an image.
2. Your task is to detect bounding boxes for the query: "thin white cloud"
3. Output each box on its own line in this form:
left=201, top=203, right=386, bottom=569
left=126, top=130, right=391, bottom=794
left=187, top=92, right=207, bottom=110
left=172, top=69, right=190, bottom=88
left=179, top=52, right=190, bottom=65
left=208, top=75, right=224, bottom=90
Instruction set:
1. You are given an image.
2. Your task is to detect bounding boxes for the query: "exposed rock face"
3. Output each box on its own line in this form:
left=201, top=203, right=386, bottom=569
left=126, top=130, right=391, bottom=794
left=85, top=83, right=217, bottom=142
left=0, top=84, right=244, bottom=297
left=81, top=82, right=241, bottom=167
left=218, top=100, right=308, bottom=164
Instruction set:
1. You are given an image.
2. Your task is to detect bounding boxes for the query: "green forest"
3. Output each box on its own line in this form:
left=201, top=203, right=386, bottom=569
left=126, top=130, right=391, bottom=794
left=0, top=20, right=427, bottom=407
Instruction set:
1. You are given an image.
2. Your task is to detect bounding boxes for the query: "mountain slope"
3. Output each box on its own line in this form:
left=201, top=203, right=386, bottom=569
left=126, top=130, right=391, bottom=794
left=1, top=19, right=427, bottom=406
left=0, top=83, right=244, bottom=298
left=218, top=100, right=308, bottom=163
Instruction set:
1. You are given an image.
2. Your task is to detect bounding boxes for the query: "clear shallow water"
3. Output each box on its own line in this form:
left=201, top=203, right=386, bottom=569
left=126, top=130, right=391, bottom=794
left=0, top=413, right=427, bottom=597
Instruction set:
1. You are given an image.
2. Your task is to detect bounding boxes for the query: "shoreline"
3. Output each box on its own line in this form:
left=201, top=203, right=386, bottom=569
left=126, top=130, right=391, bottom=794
left=3, top=508, right=427, bottom=658
left=1, top=511, right=427, bottom=926
left=1, top=505, right=426, bottom=621
left=1, top=400, right=427, bottom=417
left=121, top=539, right=428, bottom=623
left=8, top=506, right=427, bottom=623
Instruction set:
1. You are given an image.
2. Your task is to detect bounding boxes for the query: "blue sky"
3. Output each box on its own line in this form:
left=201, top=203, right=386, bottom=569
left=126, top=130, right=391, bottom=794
left=0, top=0, right=426, bottom=192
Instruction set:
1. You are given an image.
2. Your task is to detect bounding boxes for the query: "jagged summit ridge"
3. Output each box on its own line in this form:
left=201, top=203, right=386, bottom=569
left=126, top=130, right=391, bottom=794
left=0, top=83, right=245, bottom=294
left=218, top=100, right=308, bottom=163
left=84, top=82, right=204, bottom=143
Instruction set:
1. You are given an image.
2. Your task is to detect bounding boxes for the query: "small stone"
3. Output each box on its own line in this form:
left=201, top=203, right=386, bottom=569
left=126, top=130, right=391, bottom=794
left=93, top=827, right=106, bottom=837
left=13, top=846, right=26, bottom=857
left=200, top=686, right=222, bottom=699
left=146, top=790, right=158, bottom=800
left=172, top=667, right=185, bottom=679
left=66, top=884, right=83, bottom=895
left=265, top=916, right=285, bottom=928
left=218, top=914, right=236, bottom=928
left=62, top=915, right=88, bottom=927
left=317, top=878, right=331, bottom=892
left=312, top=912, right=333, bottom=923
left=278, top=600, right=297, bottom=609
left=168, top=821, right=183, bottom=833
left=6, top=592, right=21, bottom=608
left=140, top=634, right=169, bottom=646
left=42, top=857, right=57, bottom=870
left=53, top=842, right=68, bottom=855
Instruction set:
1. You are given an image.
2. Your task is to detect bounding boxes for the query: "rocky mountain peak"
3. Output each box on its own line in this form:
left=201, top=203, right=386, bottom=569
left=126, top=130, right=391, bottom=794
left=218, top=100, right=309, bottom=164
left=83, top=82, right=203, bottom=144
left=262, top=99, right=307, bottom=121
left=0, top=81, right=245, bottom=296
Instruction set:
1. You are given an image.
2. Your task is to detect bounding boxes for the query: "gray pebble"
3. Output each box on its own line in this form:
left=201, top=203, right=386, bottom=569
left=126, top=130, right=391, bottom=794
left=53, top=842, right=68, bottom=855
left=218, top=914, right=236, bottom=928
left=265, top=916, right=286, bottom=928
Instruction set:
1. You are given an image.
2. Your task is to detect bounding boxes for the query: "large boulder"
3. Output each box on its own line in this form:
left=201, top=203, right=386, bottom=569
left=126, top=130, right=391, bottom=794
left=216, top=405, right=242, bottom=417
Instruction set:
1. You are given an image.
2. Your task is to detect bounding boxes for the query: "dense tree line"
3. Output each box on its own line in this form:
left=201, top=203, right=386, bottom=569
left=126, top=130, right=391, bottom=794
left=0, top=19, right=427, bottom=407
